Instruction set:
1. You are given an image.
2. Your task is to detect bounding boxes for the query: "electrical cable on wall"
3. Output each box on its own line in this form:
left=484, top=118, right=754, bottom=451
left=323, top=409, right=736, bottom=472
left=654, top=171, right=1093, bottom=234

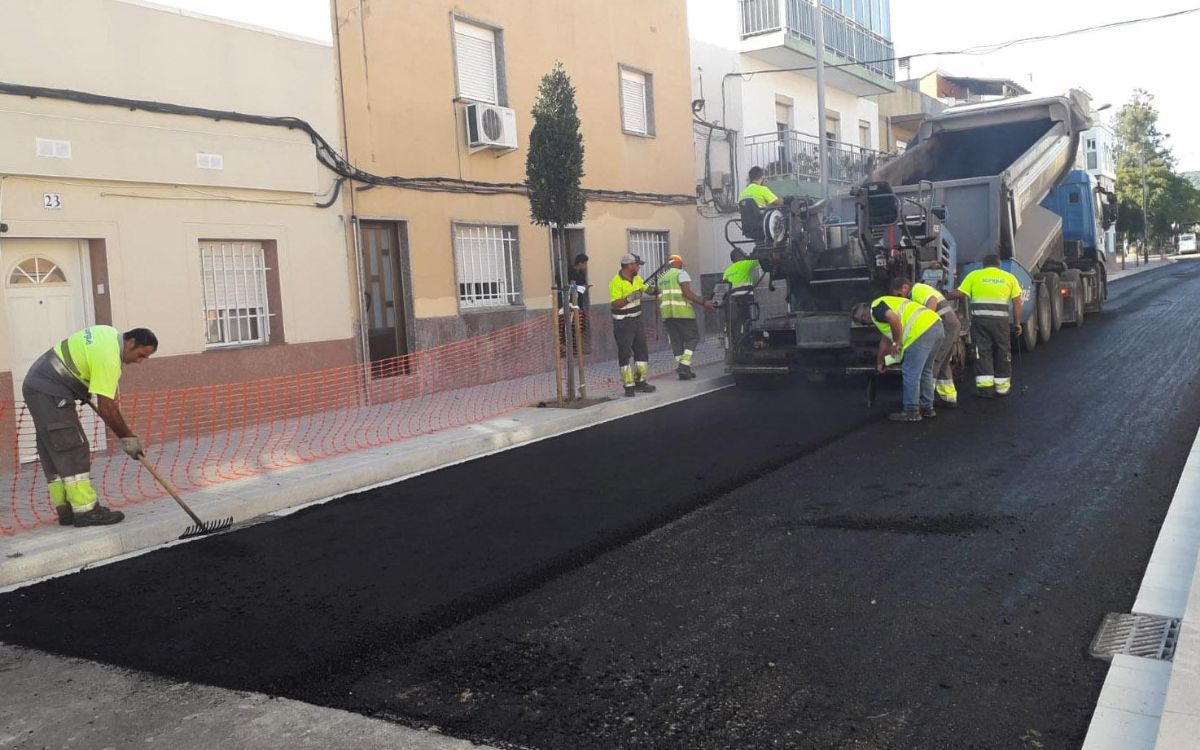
left=0, top=81, right=696, bottom=206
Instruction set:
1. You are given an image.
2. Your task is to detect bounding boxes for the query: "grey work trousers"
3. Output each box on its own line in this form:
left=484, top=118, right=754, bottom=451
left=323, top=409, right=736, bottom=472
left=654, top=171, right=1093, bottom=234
left=971, top=316, right=1012, bottom=381
left=613, top=316, right=649, bottom=367
left=22, top=388, right=91, bottom=482
left=663, top=317, right=699, bottom=358
left=932, top=308, right=961, bottom=382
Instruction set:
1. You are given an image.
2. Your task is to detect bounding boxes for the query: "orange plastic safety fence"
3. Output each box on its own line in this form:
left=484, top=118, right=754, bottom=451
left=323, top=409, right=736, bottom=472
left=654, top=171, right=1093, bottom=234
left=1, top=313, right=721, bottom=535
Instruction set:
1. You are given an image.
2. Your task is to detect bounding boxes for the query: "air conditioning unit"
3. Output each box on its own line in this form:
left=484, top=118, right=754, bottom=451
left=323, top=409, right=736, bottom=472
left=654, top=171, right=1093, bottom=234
left=465, top=103, right=518, bottom=150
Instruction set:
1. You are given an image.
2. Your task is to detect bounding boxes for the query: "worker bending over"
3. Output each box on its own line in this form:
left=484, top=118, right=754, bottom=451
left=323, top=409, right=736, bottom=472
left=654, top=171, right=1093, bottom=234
left=897, top=278, right=961, bottom=408
left=658, top=254, right=715, bottom=380
left=22, top=326, right=157, bottom=527
left=948, top=254, right=1023, bottom=398
left=610, top=253, right=658, bottom=397
left=852, top=278, right=945, bottom=422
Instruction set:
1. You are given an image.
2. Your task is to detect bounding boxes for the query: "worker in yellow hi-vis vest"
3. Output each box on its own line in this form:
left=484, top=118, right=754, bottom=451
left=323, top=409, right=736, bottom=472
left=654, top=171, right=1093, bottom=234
left=896, top=278, right=961, bottom=408
left=656, top=254, right=715, bottom=380
left=610, top=254, right=659, bottom=397
left=852, top=277, right=945, bottom=422
left=948, top=254, right=1024, bottom=398
left=21, top=326, right=158, bottom=527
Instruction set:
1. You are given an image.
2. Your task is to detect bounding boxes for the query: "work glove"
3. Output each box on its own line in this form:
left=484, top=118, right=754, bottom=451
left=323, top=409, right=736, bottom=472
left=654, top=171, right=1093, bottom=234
left=625, top=291, right=643, bottom=303
left=120, top=436, right=144, bottom=459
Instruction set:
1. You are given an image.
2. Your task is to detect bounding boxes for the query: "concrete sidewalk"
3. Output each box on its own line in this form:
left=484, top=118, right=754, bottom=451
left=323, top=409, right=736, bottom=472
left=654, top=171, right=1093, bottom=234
left=0, top=362, right=732, bottom=590
left=1082, top=257, right=1200, bottom=749
left=1108, top=255, right=1178, bottom=281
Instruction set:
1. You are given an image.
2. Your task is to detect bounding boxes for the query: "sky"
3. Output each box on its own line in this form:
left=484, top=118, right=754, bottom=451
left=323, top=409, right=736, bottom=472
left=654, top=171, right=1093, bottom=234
left=150, top=0, right=1200, bottom=170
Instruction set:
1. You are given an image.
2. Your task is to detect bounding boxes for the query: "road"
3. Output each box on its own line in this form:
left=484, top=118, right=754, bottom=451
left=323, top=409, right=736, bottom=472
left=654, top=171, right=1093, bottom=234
left=2, top=262, right=1199, bottom=749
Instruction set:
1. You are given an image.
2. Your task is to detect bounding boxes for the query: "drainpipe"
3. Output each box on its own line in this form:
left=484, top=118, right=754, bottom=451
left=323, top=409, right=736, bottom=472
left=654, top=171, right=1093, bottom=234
left=331, top=1, right=372, bottom=385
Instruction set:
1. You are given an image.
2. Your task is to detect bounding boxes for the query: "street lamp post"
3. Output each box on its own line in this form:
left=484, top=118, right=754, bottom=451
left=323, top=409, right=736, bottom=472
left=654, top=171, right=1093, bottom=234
left=1140, top=148, right=1148, bottom=266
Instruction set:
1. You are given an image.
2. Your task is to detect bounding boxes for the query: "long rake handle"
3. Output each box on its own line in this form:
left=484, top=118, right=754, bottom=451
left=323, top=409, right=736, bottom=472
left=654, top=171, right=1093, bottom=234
left=136, top=454, right=205, bottom=527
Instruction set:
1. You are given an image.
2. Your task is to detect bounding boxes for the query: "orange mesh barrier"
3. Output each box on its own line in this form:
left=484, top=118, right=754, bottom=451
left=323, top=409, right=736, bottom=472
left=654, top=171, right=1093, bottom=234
left=2, top=313, right=722, bottom=534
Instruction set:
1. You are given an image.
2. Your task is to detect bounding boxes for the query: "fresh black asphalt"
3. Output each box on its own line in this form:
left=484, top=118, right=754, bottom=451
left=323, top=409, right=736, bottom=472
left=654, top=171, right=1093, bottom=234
left=3, top=262, right=1199, bottom=749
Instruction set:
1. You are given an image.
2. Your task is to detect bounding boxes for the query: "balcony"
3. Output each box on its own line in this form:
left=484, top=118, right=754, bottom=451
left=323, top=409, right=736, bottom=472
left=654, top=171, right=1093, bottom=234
left=745, top=129, right=890, bottom=196
left=739, top=0, right=895, bottom=96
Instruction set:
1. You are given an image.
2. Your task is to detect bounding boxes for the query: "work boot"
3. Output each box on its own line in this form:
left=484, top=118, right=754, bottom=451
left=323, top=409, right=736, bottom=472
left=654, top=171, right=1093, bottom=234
left=920, top=407, right=937, bottom=419
left=676, top=364, right=689, bottom=380
left=634, top=380, right=657, bottom=393
left=54, top=505, right=74, bottom=526
left=936, top=398, right=959, bottom=409
left=888, top=409, right=922, bottom=422
left=976, top=388, right=995, bottom=399
left=73, top=505, right=125, bottom=527
left=624, top=385, right=637, bottom=398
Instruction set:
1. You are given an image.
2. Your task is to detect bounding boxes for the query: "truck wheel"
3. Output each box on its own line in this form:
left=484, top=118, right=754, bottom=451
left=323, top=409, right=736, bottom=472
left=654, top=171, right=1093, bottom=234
left=1036, top=281, right=1053, bottom=345
left=1062, top=269, right=1085, bottom=327
left=1020, top=305, right=1038, bottom=352
left=1043, top=272, right=1063, bottom=331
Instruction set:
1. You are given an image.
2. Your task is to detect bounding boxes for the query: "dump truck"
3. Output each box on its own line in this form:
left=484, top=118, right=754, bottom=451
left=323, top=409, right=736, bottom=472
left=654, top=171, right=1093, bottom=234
left=724, top=89, right=1109, bottom=383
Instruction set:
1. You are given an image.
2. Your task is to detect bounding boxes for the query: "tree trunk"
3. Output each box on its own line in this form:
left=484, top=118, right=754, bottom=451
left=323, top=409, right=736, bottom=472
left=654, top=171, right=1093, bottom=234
left=557, top=223, right=576, bottom=401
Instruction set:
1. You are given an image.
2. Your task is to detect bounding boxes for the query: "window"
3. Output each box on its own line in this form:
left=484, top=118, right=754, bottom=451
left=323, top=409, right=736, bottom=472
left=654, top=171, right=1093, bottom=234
left=200, top=241, right=271, bottom=347
left=454, top=223, right=521, bottom=309
left=8, top=257, right=66, bottom=286
left=859, top=120, right=872, bottom=149
left=628, top=230, right=669, bottom=273
left=620, top=66, right=655, bottom=136
left=196, top=152, right=224, bottom=170
left=454, top=19, right=502, bottom=104
left=35, top=138, right=71, bottom=159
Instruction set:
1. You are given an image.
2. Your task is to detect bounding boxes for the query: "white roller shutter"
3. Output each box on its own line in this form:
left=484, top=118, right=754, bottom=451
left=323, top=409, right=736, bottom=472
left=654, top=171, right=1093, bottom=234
left=455, top=20, right=498, bottom=104
left=620, top=68, right=647, bottom=135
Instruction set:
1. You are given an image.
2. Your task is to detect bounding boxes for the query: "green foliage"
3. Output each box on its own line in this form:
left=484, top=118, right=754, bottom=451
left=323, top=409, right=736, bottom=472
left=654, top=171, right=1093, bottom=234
left=1113, top=90, right=1200, bottom=239
left=526, top=62, right=586, bottom=230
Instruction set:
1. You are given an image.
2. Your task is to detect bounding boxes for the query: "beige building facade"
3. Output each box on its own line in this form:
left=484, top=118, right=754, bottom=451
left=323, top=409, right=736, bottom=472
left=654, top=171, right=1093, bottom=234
left=0, top=0, right=355, bottom=409
left=332, top=0, right=697, bottom=360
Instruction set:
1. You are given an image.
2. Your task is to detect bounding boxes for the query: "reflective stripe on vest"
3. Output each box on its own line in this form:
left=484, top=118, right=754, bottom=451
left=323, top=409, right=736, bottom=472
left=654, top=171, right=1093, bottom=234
left=910, top=283, right=945, bottom=307
left=612, top=304, right=642, bottom=320
left=960, top=267, right=1019, bottom=319
left=658, top=268, right=695, bottom=320
left=871, top=296, right=939, bottom=351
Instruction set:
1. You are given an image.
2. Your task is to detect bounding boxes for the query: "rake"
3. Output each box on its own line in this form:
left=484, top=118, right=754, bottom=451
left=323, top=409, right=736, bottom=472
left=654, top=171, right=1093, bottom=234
left=86, top=401, right=232, bottom=539
left=136, top=454, right=233, bottom=539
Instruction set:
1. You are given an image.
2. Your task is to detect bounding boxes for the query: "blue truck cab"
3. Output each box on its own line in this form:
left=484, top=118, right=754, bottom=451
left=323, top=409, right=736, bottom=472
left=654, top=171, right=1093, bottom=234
left=1041, top=169, right=1108, bottom=263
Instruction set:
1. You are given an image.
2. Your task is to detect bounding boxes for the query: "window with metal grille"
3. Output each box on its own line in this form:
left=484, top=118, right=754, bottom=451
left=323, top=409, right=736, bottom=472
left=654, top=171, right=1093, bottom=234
left=200, top=241, right=271, bottom=347
left=628, top=230, right=669, bottom=273
left=454, top=19, right=500, bottom=105
left=454, top=224, right=522, bottom=309
left=620, top=66, right=654, bottom=136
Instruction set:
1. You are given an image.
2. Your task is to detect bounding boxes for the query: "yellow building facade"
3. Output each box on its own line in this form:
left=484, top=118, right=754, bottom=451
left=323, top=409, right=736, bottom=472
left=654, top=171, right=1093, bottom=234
left=332, top=0, right=697, bottom=358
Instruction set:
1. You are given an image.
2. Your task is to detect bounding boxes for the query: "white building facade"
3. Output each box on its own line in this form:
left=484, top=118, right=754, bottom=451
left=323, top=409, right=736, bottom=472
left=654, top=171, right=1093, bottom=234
left=1078, top=119, right=1117, bottom=256
left=689, top=0, right=896, bottom=279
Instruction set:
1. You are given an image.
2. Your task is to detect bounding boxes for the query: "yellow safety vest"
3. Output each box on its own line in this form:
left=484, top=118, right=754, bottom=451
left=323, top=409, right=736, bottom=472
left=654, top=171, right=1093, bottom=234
left=957, top=267, right=1021, bottom=319
left=723, top=259, right=758, bottom=296
left=871, top=295, right=940, bottom=351
left=610, top=273, right=647, bottom=320
left=658, top=268, right=695, bottom=320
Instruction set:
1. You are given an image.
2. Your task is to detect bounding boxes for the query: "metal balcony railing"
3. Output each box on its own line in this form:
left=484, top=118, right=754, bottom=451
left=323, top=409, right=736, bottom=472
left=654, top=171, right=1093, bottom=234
left=739, top=0, right=896, bottom=79
left=744, top=129, right=890, bottom=186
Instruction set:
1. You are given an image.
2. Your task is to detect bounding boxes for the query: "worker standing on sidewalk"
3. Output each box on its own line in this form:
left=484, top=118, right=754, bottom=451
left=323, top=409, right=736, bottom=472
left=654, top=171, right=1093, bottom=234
left=948, top=254, right=1023, bottom=398
left=21, top=326, right=157, bottom=527
left=898, top=278, right=961, bottom=408
left=657, top=254, right=715, bottom=380
left=852, top=278, right=945, bottom=422
left=610, top=254, right=658, bottom=397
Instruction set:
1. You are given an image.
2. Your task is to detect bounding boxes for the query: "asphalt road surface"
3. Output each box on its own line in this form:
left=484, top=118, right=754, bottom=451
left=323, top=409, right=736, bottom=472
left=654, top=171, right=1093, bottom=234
left=3, top=262, right=1199, bottom=749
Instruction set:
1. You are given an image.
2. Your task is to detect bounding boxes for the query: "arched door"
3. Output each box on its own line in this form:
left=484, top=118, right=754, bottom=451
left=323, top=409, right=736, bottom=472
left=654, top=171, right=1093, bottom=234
left=1, top=240, right=90, bottom=459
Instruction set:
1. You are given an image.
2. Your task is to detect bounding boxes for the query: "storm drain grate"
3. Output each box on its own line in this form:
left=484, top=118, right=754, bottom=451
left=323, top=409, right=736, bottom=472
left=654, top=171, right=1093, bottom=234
left=1089, top=613, right=1181, bottom=662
